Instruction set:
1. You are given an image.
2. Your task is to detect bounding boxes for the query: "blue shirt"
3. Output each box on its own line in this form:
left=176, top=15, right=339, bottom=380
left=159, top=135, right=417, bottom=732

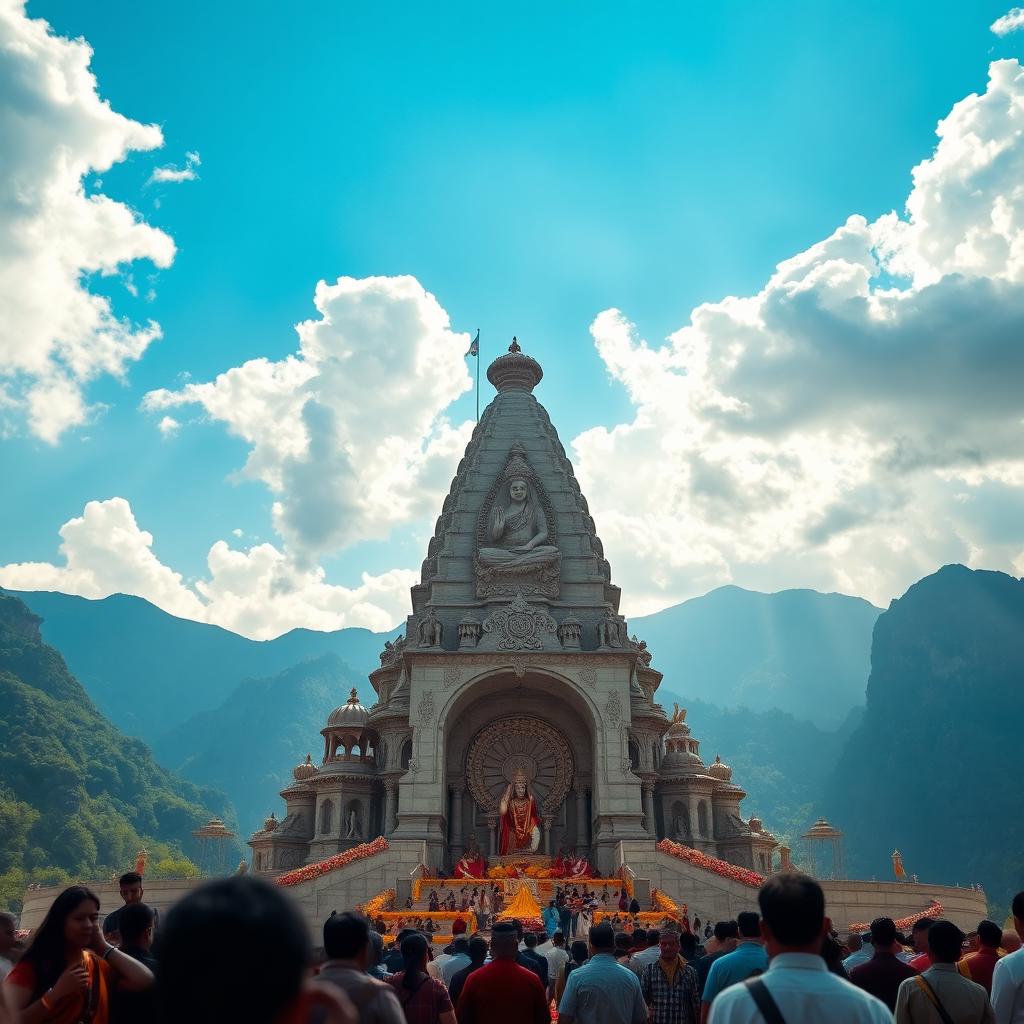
left=708, top=953, right=892, bottom=1024
left=703, top=941, right=769, bottom=1004
left=558, top=952, right=648, bottom=1024
left=544, top=906, right=561, bottom=935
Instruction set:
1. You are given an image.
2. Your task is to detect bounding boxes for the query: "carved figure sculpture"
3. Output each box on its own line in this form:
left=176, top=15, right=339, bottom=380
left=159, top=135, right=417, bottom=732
left=498, top=768, right=541, bottom=855
left=479, top=476, right=559, bottom=571
left=417, top=607, right=443, bottom=647
left=597, top=608, right=624, bottom=648
left=346, top=808, right=359, bottom=839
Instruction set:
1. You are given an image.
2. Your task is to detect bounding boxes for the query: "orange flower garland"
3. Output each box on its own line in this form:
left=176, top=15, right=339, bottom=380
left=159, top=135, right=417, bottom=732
left=277, top=836, right=389, bottom=887
left=850, top=900, right=942, bottom=933
left=361, top=888, right=395, bottom=917
left=656, top=839, right=765, bottom=889
left=651, top=888, right=684, bottom=919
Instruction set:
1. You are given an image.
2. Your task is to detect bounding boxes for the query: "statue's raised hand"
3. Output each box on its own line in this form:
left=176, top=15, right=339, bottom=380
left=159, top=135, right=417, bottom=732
left=494, top=507, right=505, bottom=531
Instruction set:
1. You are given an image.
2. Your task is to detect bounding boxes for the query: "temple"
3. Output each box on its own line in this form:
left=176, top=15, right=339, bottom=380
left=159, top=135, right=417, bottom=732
left=249, top=340, right=778, bottom=877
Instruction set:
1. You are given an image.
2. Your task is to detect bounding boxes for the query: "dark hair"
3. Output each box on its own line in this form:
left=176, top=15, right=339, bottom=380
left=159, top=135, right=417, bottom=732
left=758, top=872, right=824, bottom=947
left=323, top=911, right=369, bottom=960
left=614, top=932, right=632, bottom=953
left=978, top=920, right=1002, bottom=948
left=631, top=927, right=645, bottom=945
left=589, top=923, right=615, bottom=951
left=714, top=919, right=738, bottom=941
left=156, top=876, right=310, bottom=1024
left=119, top=872, right=143, bottom=888
left=870, top=917, right=896, bottom=947
left=647, top=929, right=661, bottom=945
left=912, top=917, right=933, bottom=933
left=120, top=902, right=155, bottom=945
left=680, top=931, right=698, bottom=960
left=20, top=886, right=100, bottom=1000
left=737, top=912, right=761, bottom=939
left=928, top=920, right=965, bottom=963
left=553, top=930, right=565, bottom=946
left=468, top=936, right=488, bottom=964
left=1013, top=892, right=1024, bottom=921
left=523, top=932, right=537, bottom=949
left=569, top=940, right=588, bottom=963
left=399, top=932, right=429, bottom=989
left=537, top=930, right=548, bottom=944
left=450, top=937, right=469, bottom=955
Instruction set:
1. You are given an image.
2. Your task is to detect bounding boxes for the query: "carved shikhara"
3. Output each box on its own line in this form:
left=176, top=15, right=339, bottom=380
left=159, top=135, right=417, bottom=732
left=483, top=593, right=557, bottom=651
left=474, top=441, right=561, bottom=598
left=465, top=716, right=574, bottom=817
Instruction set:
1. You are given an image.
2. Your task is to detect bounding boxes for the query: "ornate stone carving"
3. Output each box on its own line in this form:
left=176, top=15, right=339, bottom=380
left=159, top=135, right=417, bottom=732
left=483, top=593, right=557, bottom=651
left=597, top=609, right=626, bottom=648
left=458, top=615, right=482, bottom=648
left=557, top=612, right=582, bottom=649
left=604, top=690, right=624, bottom=728
left=629, top=635, right=652, bottom=668
left=417, top=690, right=435, bottom=725
left=465, top=716, right=574, bottom=817
left=417, top=608, right=443, bottom=648
left=621, top=758, right=634, bottom=774
left=509, top=655, right=529, bottom=678
left=474, top=442, right=561, bottom=599
left=408, top=757, right=422, bottom=774
left=442, top=666, right=463, bottom=689
left=380, top=634, right=407, bottom=667
left=577, top=666, right=597, bottom=687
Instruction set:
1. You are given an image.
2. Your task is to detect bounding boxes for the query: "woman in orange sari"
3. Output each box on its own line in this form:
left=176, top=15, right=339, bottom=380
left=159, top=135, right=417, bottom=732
left=3, top=885, right=153, bottom=1023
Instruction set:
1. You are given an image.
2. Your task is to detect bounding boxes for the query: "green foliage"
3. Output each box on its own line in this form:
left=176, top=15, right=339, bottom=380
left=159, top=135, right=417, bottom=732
left=824, top=565, right=1024, bottom=916
left=147, top=856, right=201, bottom=880
left=0, top=591, right=238, bottom=912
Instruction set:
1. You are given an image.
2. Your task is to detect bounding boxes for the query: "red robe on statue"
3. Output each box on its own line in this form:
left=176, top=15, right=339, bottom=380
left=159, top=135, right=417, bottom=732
left=498, top=795, right=541, bottom=855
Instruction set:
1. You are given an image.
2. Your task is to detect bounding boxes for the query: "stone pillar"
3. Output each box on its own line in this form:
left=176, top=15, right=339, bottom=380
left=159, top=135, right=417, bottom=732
left=450, top=785, right=464, bottom=856
left=384, top=780, right=397, bottom=837
left=575, top=787, right=589, bottom=849
left=687, top=793, right=701, bottom=843
left=642, top=782, right=656, bottom=837
left=487, top=815, right=497, bottom=857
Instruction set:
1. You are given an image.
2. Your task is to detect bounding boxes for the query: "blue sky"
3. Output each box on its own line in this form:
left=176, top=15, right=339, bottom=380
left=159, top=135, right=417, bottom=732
left=3, top=1, right=1024, bottom=637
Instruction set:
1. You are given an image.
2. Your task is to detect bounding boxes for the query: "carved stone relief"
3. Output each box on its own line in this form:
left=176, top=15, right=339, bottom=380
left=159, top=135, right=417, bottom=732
left=417, top=690, right=435, bottom=725
left=604, top=690, right=624, bottom=728
left=442, top=666, right=463, bottom=689
left=483, top=593, right=557, bottom=651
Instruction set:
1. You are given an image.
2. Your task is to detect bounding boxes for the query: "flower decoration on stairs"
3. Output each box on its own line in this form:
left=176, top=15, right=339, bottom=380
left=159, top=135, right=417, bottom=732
left=657, top=839, right=766, bottom=888
left=277, top=836, right=389, bottom=887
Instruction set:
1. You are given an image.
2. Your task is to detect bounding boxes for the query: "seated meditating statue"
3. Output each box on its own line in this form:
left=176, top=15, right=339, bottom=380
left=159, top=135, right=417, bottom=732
left=477, top=476, right=559, bottom=571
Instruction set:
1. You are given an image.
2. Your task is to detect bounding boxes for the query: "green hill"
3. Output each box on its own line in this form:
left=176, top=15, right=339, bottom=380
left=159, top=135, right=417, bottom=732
left=0, top=591, right=236, bottom=912
left=152, top=654, right=363, bottom=836
left=823, top=564, right=1024, bottom=914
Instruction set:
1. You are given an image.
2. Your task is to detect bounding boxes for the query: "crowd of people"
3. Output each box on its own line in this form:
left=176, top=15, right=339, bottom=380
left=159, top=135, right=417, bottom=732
left=2, top=871, right=1023, bottom=1024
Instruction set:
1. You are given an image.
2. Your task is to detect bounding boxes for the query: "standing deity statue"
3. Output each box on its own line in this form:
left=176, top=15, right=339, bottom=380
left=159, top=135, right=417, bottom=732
left=346, top=808, right=360, bottom=839
left=417, top=607, right=443, bottom=647
left=597, top=608, right=624, bottom=648
left=498, top=769, right=541, bottom=855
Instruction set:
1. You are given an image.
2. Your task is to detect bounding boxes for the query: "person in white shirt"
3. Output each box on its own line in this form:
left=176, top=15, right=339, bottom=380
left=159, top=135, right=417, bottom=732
left=992, top=890, right=1024, bottom=1024
left=628, top=929, right=663, bottom=977
left=708, top=872, right=891, bottom=1024
left=543, top=931, right=571, bottom=1001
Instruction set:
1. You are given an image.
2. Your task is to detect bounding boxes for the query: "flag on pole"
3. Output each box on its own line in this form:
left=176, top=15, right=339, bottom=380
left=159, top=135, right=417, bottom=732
left=466, top=329, right=479, bottom=357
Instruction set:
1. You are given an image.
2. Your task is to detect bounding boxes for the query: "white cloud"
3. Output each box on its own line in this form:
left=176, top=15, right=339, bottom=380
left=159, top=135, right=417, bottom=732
left=144, top=274, right=474, bottom=560
left=0, top=497, right=411, bottom=640
left=0, top=2, right=175, bottom=442
left=991, top=7, right=1024, bottom=35
left=573, top=59, right=1024, bottom=615
left=149, top=150, right=200, bottom=184
left=157, top=415, right=179, bottom=437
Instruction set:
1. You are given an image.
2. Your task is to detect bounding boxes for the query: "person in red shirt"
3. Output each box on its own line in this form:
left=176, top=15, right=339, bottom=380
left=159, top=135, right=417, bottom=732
left=908, top=916, right=935, bottom=971
left=848, top=917, right=919, bottom=1011
left=958, top=919, right=1004, bottom=993
left=455, top=922, right=549, bottom=1024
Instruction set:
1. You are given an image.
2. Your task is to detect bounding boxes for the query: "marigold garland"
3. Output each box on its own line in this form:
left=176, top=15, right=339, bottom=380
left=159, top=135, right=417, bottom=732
left=276, top=836, right=389, bottom=887
left=361, top=888, right=395, bottom=917
left=651, top=888, right=684, bottom=919
left=656, top=839, right=765, bottom=889
left=850, top=900, right=943, bottom=933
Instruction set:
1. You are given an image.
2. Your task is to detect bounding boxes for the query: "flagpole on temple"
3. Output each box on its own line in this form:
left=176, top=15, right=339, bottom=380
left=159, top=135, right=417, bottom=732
left=469, top=328, right=481, bottom=422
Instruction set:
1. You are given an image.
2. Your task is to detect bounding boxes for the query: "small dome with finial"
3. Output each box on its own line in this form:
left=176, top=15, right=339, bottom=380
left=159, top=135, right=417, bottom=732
left=293, top=753, right=317, bottom=781
left=486, top=337, right=543, bottom=393
left=708, top=755, right=732, bottom=782
left=263, top=811, right=278, bottom=832
left=327, top=688, right=369, bottom=729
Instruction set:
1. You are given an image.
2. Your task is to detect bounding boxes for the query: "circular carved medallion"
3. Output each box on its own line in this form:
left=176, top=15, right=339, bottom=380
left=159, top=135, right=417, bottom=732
left=465, top=716, right=574, bottom=816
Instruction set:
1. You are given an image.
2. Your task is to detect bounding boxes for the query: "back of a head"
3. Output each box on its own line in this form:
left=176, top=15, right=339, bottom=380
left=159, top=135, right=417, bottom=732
left=1013, top=892, right=1024, bottom=922
left=614, top=932, right=632, bottom=955
left=323, top=912, right=369, bottom=960
left=368, top=930, right=384, bottom=968
left=1003, top=931, right=1022, bottom=953
left=400, top=932, right=429, bottom=986
left=553, top=930, right=565, bottom=947
left=928, top=920, right=966, bottom=963
left=977, top=920, right=1002, bottom=950
left=713, top=920, right=735, bottom=942
left=157, top=876, right=310, bottom=1024
left=570, top=940, right=588, bottom=963
left=119, top=902, right=155, bottom=946
left=758, top=872, right=825, bottom=948
left=737, top=912, right=761, bottom=939
left=846, top=932, right=862, bottom=952
left=647, top=929, right=661, bottom=947
left=537, top=930, right=548, bottom=944
left=589, top=923, right=615, bottom=953
left=468, top=936, right=488, bottom=964
left=490, top=922, right=518, bottom=959
left=451, top=937, right=469, bottom=956
left=523, top=932, right=537, bottom=950
left=870, top=917, right=896, bottom=948
left=680, top=931, right=698, bottom=961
